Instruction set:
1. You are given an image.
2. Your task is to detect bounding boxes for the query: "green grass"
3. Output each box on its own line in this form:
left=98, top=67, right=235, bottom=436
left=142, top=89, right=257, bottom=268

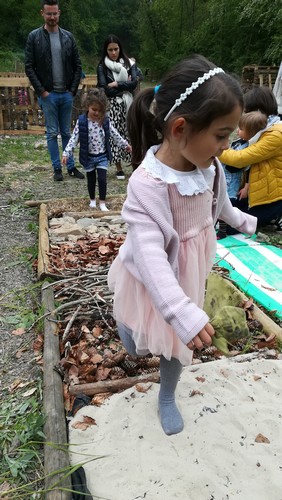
left=0, top=384, right=45, bottom=493
left=0, top=136, right=49, bottom=167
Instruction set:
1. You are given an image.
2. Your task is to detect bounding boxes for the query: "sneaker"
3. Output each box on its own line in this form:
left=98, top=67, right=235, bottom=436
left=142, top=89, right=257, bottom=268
left=68, top=167, right=85, bottom=179
left=54, top=169, right=63, bottom=181
left=99, top=203, right=109, bottom=212
left=116, top=170, right=125, bottom=180
left=89, top=200, right=96, bottom=208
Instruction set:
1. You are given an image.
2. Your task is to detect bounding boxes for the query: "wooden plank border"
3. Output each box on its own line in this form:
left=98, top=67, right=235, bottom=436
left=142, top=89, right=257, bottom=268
left=42, top=282, right=72, bottom=500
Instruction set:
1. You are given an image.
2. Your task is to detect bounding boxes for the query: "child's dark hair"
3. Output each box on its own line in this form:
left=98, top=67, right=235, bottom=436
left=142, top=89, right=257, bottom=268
left=101, top=34, right=130, bottom=69
left=239, top=110, right=267, bottom=139
left=127, top=54, right=244, bottom=168
left=81, top=88, right=107, bottom=115
left=244, top=85, right=278, bottom=116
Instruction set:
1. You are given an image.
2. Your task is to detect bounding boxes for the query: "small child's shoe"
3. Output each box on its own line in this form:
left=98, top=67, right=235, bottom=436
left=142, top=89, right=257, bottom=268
left=89, top=200, right=96, bottom=208
left=99, top=203, right=109, bottom=212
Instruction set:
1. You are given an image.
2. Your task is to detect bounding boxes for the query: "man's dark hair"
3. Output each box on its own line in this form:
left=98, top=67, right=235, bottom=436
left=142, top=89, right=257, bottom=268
left=41, top=0, right=59, bottom=8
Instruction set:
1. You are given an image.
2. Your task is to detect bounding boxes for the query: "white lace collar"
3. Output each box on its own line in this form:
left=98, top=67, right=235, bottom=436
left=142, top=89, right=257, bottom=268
left=142, top=145, right=215, bottom=196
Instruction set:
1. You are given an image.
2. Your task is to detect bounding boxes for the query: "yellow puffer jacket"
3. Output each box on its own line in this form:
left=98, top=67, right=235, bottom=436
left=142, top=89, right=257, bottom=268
left=219, top=124, right=282, bottom=207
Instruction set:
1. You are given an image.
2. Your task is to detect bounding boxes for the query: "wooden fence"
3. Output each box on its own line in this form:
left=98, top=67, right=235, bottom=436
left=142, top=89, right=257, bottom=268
left=0, top=66, right=279, bottom=133
left=0, top=73, right=97, bottom=134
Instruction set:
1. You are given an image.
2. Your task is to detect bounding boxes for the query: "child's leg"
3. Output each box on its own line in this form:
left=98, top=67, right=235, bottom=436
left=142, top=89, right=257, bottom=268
left=118, top=324, right=183, bottom=435
left=159, top=356, right=183, bottom=435
left=117, top=323, right=149, bottom=356
left=86, top=170, right=96, bottom=206
left=97, top=167, right=108, bottom=211
left=117, top=323, right=138, bottom=356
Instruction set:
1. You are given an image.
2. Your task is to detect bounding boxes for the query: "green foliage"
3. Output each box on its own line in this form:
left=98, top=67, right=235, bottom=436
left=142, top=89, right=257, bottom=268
left=0, top=386, right=45, bottom=485
left=0, top=0, right=281, bottom=92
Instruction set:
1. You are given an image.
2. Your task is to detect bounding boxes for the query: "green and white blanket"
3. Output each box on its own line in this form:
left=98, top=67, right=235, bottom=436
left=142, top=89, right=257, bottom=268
left=216, top=234, right=282, bottom=319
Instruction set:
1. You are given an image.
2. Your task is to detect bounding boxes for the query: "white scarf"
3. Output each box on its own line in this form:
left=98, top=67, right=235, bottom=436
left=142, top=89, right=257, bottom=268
left=104, top=56, right=133, bottom=114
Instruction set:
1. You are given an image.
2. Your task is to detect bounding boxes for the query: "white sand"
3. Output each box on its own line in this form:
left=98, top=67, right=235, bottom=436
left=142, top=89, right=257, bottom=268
left=69, top=356, right=282, bottom=500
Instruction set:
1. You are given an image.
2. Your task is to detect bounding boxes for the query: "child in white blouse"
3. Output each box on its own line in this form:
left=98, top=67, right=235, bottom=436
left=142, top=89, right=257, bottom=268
left=108, top=55, right=257, bottom=436
left=62, top=88, right=131, bottom=210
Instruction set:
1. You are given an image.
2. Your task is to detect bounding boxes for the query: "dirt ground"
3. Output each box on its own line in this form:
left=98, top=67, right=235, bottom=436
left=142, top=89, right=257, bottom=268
left=0, top=137, right=130, bottom=400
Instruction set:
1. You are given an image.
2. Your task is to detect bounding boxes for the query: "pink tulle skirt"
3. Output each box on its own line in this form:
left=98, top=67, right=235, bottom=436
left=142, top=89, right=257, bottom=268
left=108, top=226, right=216, bottom=365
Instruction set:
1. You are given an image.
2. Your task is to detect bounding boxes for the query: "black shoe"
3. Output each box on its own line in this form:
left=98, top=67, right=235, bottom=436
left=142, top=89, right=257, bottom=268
left=54, top=169, right=63, bottom=181
left=274, top=217, right=282, bottom=233
left=116, top=170, right=125, bottom=180
left=68, top=167, right=85, bottom=179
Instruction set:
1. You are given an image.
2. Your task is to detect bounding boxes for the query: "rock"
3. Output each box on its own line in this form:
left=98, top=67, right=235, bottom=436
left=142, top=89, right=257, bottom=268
left=51, top=222, right=86, bottom=238
left=77, top=217, right=97, bottom=228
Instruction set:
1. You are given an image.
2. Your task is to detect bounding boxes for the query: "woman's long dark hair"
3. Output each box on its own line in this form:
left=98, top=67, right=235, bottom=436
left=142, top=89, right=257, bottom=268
left=100, top=34, right=130, bottom=69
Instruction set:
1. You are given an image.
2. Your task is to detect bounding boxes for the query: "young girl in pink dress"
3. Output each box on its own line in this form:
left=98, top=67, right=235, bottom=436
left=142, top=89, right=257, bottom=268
left=108, top=54, right=257, bottom=435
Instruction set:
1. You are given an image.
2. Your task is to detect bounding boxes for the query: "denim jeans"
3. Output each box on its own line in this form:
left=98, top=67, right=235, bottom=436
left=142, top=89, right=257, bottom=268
left=39, top=91, right=75, bottom=172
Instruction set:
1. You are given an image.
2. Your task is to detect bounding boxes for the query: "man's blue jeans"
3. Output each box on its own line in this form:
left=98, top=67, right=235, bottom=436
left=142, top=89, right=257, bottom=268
left=39, top=91, right=75, bottom=172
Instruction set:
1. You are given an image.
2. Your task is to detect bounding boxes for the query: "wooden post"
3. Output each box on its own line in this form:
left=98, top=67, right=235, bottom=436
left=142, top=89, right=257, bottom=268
left=42, top=282, right=72, bottom=500
left=38, top=203, right=50, bottom=279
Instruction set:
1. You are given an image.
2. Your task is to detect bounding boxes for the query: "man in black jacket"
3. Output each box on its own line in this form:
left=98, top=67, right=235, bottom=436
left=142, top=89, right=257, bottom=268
left=25, top=0, right=84, bottom=181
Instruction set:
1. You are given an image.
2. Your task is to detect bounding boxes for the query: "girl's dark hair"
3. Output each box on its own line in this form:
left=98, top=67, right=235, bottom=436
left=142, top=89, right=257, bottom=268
left=127, top=54, right=244, bottom=168
left=244, top=85, right=278, bottom=116
left=101, top=34, right=130, bottom=69
left=81, top=88, right=108, bottom=115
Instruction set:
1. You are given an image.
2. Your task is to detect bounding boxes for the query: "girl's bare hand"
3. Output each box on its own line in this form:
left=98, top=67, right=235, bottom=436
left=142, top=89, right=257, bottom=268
left=187, top=322, right=215, bottom=351
left=62, top=156, right=67, bottom=165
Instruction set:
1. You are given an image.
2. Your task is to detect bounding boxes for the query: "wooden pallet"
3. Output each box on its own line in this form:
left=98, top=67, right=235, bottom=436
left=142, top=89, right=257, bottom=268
left=0, top=73, right=97, bottom=134
left=241, top=65, right=279, bottom=89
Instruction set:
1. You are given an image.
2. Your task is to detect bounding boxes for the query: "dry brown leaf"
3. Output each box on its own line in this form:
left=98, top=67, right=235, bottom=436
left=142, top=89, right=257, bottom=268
left=78, top=352, right=90, bottom=364
left=68, top=365, right=80, bottom=385
left=11, top=327, right=26, bottom=336
left=33, top=334, right=44, bottom=354
left=189, top=389, right=204, bottom=397
left=71, top=415, right=97, bottom=430
left=266, top=333, right=276, bottom=342
left=96, top=366, right=111, bottom=381
left=135, top=383, right=152, bottom=393
left=66, top=253, right=76, bottom=262
left=92, top=326, right=102, bottom=337
left=98, top=245, right=110, bottom=255
left=253, top=375, right=262, bottom=381
left=91, top=354, right=103, bottom=364
left=9, top=379, right=23, bottom=392
left=255, top=433, right=270, bottom=443
left=91, top=392, right=112, bottom=406
left=195, top=376, right=206, bottom=383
